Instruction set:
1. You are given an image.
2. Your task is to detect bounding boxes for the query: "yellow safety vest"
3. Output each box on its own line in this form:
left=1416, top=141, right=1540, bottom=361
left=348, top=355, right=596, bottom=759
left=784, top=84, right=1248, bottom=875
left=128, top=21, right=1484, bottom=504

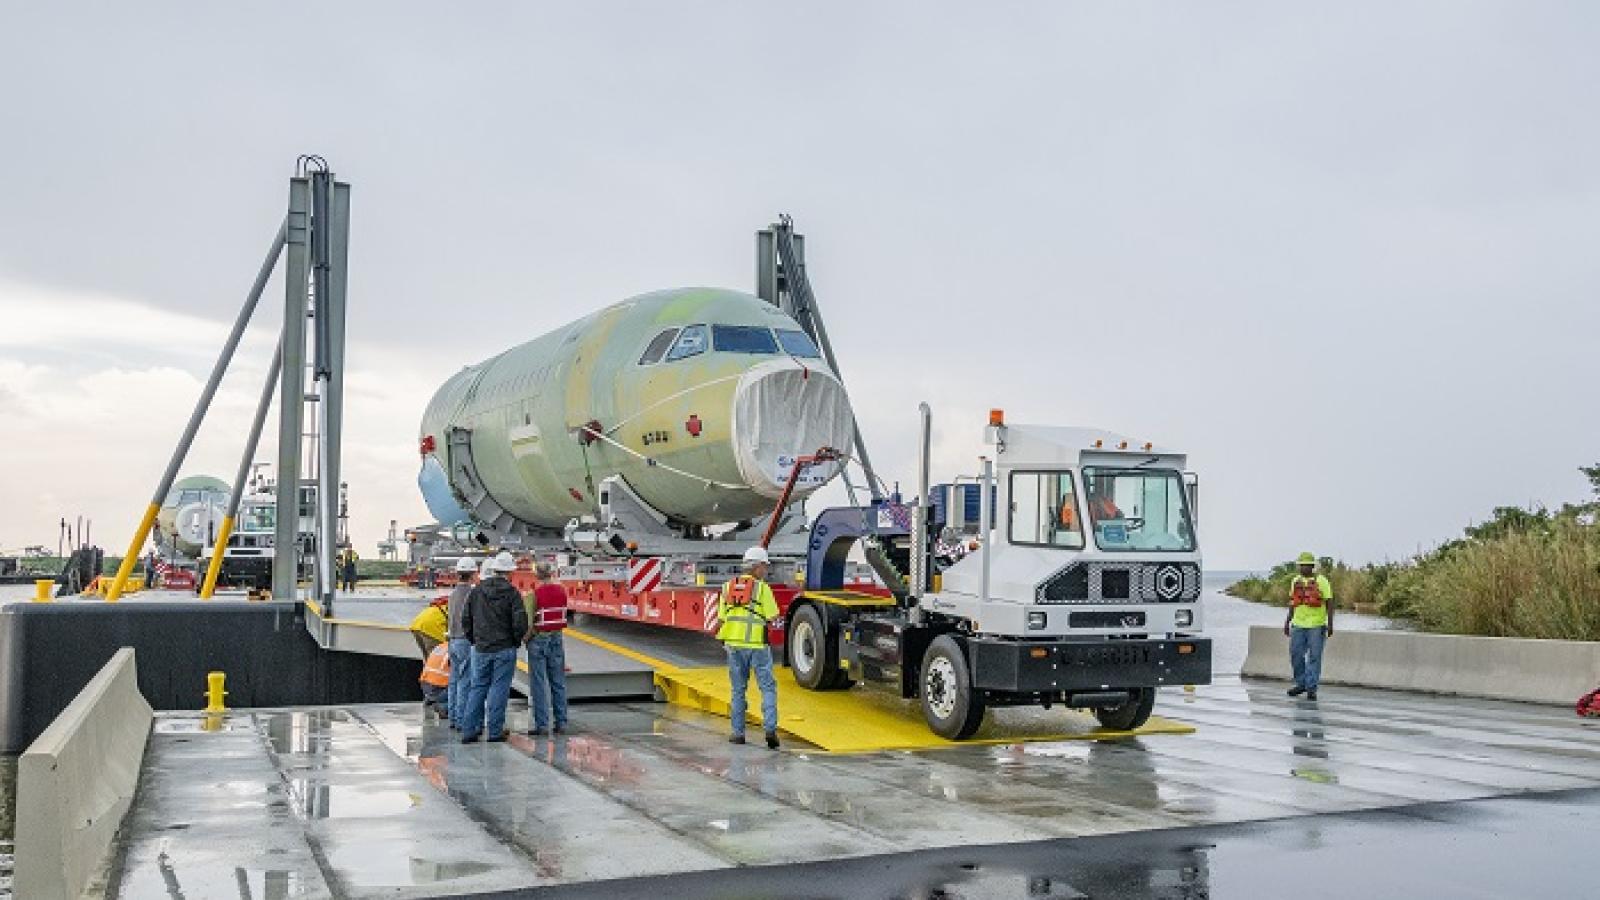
left=715, top=576, right=778, bottom=649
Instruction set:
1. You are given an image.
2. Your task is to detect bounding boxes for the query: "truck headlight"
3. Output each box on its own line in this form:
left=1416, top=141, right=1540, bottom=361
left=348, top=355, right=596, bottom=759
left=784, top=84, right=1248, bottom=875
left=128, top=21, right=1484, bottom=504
left=1027, top=611, right=1047, bottom=630
left=1175, top=609, right=1193, bottom=628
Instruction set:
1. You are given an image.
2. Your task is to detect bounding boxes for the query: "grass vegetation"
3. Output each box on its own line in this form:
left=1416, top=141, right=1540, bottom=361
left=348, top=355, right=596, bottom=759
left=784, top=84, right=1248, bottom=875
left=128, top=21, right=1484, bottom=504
left=1228, top=464, right=1600, bottom=640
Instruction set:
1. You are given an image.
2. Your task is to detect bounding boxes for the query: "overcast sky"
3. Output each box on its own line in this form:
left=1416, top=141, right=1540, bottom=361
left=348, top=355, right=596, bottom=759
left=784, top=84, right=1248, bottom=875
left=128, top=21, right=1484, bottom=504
left=2, top=3, right=1596, bottom=570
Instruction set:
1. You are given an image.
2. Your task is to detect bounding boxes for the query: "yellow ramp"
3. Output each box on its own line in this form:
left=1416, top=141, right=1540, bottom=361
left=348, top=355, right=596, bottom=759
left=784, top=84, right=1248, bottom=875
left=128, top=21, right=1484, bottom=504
left=654, top=665, right=1194, bottom=754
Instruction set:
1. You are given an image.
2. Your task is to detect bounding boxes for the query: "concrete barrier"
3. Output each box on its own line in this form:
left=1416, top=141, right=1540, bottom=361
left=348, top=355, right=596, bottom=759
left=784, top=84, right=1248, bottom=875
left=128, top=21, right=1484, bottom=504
left=1240, top=625, right=1600, bottom=704
left=14, top=648, right=153, bottom=900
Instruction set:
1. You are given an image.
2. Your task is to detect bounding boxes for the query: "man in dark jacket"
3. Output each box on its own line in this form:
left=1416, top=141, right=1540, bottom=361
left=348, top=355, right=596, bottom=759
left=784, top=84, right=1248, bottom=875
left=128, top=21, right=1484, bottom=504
left=458, top=551, right=529, bottom=742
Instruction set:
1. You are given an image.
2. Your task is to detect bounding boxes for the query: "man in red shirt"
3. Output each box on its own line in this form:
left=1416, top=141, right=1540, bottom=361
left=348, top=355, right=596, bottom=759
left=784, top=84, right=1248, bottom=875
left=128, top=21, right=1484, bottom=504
left=523, top=562, right=570, bottom=735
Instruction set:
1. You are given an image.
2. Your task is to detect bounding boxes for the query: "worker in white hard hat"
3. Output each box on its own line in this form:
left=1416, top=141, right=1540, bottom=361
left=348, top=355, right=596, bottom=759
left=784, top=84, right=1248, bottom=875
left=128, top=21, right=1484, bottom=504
left=444, top=557, right=480, bottom=730
left=714, top=545, right=781, bottom=749
left=458, top=551, right=529, bottom=743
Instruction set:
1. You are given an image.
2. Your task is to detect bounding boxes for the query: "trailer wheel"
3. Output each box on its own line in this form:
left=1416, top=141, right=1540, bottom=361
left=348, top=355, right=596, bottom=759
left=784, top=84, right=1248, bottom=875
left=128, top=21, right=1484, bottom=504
left=921, top=635, right=985, bottom=739
left=790, top=604, right=850, bottom=690
left=1093, top=687, right=1156, bottom=731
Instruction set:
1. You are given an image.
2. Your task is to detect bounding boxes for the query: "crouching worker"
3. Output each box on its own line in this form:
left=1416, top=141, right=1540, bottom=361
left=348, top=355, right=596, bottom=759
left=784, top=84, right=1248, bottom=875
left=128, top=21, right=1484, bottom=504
left=419, top=641, right=450, bottom=717
left=717, top=546, right=781, bottom=750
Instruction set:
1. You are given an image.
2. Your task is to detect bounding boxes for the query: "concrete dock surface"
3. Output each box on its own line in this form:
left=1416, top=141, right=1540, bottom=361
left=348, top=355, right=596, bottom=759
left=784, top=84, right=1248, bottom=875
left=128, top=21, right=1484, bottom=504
left=109, top=676, right=1600, bottom=898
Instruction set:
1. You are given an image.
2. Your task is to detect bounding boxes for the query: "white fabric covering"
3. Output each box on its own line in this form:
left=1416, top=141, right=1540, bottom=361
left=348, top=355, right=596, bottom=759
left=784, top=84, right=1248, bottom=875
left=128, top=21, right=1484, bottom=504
left=729, top=360, right=854, bottom=498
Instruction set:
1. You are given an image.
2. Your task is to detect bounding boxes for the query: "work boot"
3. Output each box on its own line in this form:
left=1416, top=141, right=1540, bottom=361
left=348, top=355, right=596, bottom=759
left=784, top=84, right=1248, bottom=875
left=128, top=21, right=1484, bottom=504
left=527, top=726, right=549, bottom=736
left=487, top=733, right=507, bottom=743
left=1286, top=686, right=1306, bottom=697
left=1307, top=691, right=1318, bottom=701
left=553, top=724, right=566, bottom=735
left=728, top=734, right=746, bottom=745
left=460, top=732, right=481, bottom=744
left=766, top=731, right=780, bottom=750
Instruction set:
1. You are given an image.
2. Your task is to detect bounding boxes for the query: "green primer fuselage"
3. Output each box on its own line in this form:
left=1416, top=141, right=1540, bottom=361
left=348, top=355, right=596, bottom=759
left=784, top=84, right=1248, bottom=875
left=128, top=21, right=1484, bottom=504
left=419, top=288, right=852, bottom=530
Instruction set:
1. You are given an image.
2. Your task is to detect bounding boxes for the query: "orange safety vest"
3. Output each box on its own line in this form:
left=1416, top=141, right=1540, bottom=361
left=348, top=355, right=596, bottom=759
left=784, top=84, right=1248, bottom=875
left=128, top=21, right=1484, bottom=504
left=726, top=575, right=756, bottom=607
left=1089, top=495, right=1120, bottom=519
left=1290, top=579, right=1323, bottom=608
left=1059, top=498, right=1078, bottom=530
left=420, top=643, right=450, bottom=687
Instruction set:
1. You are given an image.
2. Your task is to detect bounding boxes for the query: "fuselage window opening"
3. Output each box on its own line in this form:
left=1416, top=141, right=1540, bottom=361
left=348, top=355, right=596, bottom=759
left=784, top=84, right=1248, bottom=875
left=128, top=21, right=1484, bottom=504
left=665, top=324, right=709, bottom=361
left=638, top=327, right=681, bottom=365
left=711, top=324, right=780, bottom=354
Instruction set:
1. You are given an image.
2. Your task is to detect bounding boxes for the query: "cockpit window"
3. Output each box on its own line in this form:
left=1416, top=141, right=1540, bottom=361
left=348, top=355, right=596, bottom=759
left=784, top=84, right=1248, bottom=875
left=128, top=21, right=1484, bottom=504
left=775, top=329, right=822, bottom=358
left=638, top=328, right=680, bottom=365
left=712, top=325, right=779, bottom=354
left=665, top=324, right=709, bottom=361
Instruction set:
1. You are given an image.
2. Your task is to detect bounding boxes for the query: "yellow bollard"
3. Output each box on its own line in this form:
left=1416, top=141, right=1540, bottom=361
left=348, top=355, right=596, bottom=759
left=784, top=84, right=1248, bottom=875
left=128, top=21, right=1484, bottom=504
left=205, top=671, right=228, bottom=712
left=33, top=579, right=54, bottom=602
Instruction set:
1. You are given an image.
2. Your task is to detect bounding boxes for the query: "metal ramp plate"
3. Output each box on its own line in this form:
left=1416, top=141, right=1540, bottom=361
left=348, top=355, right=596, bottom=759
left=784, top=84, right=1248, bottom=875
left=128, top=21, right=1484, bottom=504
left=654, top=665, right=1194, bottom=753
left=301, top=594, right=655, bottom=700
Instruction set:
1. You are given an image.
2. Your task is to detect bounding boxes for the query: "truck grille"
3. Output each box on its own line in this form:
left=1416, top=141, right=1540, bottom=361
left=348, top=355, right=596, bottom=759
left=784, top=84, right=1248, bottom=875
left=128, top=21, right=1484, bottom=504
left=1036, top=562, right=1200, bottom=605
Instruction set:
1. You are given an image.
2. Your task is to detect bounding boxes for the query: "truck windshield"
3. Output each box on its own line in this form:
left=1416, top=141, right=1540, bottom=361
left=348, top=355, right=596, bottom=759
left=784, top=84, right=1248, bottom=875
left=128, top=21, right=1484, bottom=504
left=1082, top=467, right=1196, bottom=552
left=242, top=505, right=276, bottom=532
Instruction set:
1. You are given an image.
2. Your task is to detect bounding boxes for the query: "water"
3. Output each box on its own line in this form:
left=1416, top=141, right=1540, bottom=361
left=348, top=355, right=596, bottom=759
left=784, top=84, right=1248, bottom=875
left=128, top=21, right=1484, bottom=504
left=1200, top=570, right=1401, bottom=675
left=0, top=584, right=46, bottom=605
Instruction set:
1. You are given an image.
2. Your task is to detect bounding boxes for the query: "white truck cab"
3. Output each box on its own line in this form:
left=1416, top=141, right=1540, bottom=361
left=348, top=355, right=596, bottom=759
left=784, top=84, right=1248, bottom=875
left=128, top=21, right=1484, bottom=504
left=931, top=423, right=1203, bottom=640
left=786, top=407, right=1212, bottom=739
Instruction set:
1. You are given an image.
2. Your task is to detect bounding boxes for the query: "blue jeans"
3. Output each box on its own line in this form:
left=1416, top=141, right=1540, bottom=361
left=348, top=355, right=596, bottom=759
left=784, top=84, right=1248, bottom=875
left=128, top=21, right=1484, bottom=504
left=726, top=646, right=778, bottom=737
left=459, top=647, right=517, bottom=738
left=447, top=637, right=473, bottom=727
left=527, top=632, right=569, bottom=731
left=1290, top=625, right=1327, bottom=692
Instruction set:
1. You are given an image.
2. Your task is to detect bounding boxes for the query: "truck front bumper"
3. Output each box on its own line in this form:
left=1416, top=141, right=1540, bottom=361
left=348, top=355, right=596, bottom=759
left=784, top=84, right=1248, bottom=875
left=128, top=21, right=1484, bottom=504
left=966, top=636, right=1212, bottom=694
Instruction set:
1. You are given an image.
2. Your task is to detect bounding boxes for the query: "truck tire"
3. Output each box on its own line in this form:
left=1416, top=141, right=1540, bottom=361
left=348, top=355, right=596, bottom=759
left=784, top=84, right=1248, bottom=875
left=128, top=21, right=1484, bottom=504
left=1093, top=687, right=1156, bottom=731
left=921, top=635, right=985, bottom=739
left=789, top=604, right=850, bottom=690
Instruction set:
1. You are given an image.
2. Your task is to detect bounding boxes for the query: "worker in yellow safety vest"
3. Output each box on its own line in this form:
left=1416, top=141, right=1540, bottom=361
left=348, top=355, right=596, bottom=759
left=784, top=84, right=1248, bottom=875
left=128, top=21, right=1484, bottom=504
left=1283, top=551, right=1334, bottom=700
left=715, top=546, right=781, bottom=749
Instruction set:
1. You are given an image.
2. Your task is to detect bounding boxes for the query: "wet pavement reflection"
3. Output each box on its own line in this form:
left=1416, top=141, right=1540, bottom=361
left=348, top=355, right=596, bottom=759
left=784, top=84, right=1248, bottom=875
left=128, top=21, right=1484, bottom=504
left=109, top=672, right=1600, bottom=898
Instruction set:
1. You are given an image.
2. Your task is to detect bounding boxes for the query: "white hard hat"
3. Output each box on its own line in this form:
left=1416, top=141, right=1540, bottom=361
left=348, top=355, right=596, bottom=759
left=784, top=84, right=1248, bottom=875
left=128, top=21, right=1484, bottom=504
left=493, top=551, right=517, bottom=572
left=455, top=557, right=478, bottom=573
left=479, top=560, right=495, bottom=577
left=742, top=546, right=770, bottom=565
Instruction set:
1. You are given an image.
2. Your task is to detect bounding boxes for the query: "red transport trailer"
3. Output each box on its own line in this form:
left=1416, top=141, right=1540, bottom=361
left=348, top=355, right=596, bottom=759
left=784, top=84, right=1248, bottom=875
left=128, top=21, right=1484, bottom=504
left=507, top=556, right=886, bottom=649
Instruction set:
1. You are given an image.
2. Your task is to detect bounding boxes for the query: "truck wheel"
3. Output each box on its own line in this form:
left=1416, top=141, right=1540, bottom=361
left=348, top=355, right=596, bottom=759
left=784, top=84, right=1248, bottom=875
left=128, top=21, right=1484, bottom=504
left=790, top=604, right=848, bottom=690
left=1093, top=687, right=1156, bottom=731
left=921, top=635, right=985, bottom=739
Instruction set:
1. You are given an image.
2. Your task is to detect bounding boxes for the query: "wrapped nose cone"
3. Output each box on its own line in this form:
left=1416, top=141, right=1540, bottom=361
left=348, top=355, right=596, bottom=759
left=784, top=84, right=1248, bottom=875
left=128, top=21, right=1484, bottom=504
left=175, top=500, right=226, bottom=556
left=731, top=360, right=853, bottom=497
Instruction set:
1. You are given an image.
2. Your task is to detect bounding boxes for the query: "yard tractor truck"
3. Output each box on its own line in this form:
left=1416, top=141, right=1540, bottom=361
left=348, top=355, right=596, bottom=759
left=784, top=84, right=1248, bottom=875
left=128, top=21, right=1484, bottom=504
left=785, top=404, right=1213, bottom=738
